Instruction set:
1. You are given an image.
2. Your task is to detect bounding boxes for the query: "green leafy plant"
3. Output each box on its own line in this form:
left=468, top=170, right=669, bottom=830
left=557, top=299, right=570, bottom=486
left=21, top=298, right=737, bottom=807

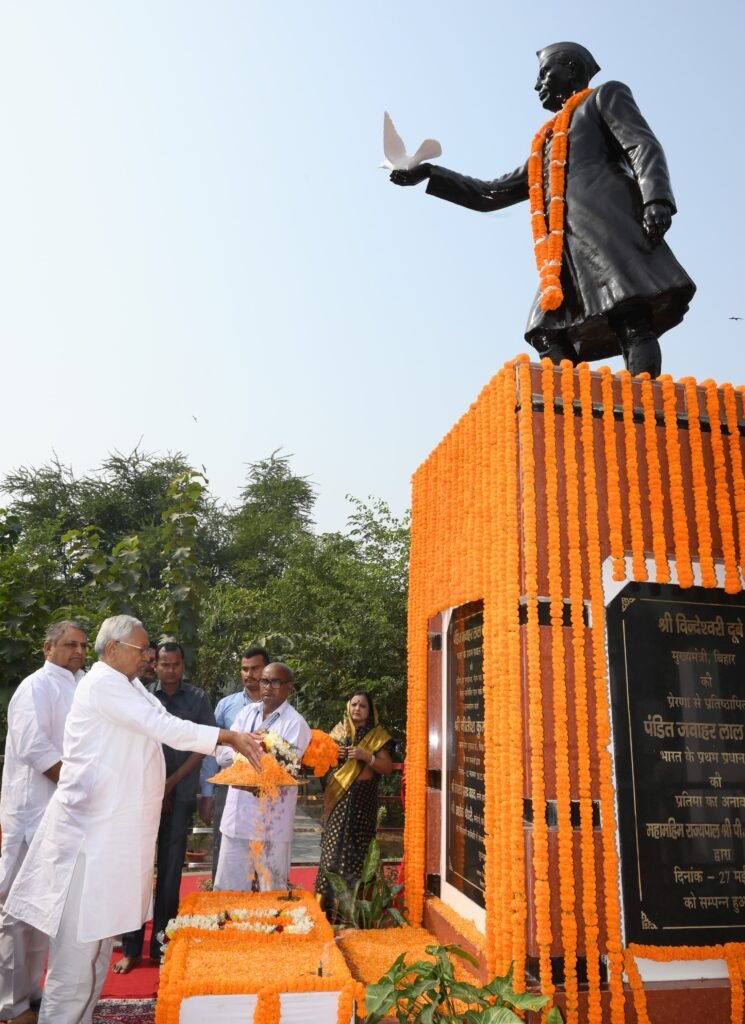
left=321, top=836, right=407, bottom=930
left=364, top=945, right=564, bottom=1024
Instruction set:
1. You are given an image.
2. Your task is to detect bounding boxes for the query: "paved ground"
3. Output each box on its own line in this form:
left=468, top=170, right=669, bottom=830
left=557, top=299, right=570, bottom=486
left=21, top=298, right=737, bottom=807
left=291, top=782, right=324, bottom=864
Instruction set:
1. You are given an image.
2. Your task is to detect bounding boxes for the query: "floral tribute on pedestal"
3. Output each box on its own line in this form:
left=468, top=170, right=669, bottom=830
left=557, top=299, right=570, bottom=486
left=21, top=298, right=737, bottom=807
left=155, top=890, right=365, bottom=1024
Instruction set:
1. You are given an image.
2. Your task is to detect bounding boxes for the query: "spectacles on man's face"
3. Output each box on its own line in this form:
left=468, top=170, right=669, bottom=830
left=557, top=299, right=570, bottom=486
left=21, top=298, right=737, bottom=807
left=117, top=640, right=151, bottom=656
left=260, top=678, right=289, bottom=690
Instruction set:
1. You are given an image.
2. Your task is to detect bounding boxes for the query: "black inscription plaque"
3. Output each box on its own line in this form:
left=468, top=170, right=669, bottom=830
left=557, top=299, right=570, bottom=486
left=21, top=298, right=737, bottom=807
left=446, top=600, right=485, bottom=907
left=607, top=582, right=745, bottom=945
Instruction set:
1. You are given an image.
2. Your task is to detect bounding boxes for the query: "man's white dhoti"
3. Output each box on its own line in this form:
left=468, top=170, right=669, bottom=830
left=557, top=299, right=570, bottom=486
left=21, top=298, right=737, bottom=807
left=214, top=699, right=311, bottom=892
left=214, top=834, right=291, bottom=892
left=37, top=855, right=113, bottom=1024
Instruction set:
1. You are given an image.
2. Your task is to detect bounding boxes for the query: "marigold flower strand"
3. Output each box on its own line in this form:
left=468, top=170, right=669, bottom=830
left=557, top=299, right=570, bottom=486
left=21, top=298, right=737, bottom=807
left=504, top=362, right=526, bottom=985
left=722, top=383, right=745, bottom=578
left=542, top=359, right=579, bottom=1022
left=492, top=367, right=509, bottom=971
left=565, top=364, right=601, bottom=1024
left=600, top=367, right=626, bottom=580
left=579, top=365, right=627, bottom=1024
left=681, top=377, right=717, bottom=586
left=659, top=374, right=693, bottom=587
left=640, top=376, right=670, bottom=582
left=528, top=90, right=592, bottom=310
left=620, top=370, right=647, bottom=581
left=517, top=359, right=554, bottom=1000
left=703, top=379, right=741, bottom=593
left=483, top=371, right=502, bottom=973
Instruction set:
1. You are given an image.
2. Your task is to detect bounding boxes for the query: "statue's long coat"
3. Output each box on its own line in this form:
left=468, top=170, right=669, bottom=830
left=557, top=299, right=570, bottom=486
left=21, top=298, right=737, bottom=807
left=426, top=80, right=696, bottom=360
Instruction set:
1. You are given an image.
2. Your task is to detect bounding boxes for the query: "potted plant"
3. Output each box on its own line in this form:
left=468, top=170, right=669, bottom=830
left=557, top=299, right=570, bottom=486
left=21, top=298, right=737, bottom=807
left=322, top=837, right=407, bottom=930
left=364, top=944, right=564, bottom=1024
left=185, top=830, right=208, bottom=865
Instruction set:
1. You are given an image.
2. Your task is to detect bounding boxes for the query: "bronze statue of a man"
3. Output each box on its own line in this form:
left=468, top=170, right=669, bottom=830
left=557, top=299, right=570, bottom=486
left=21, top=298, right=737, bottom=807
left=391, top=42, right=695, bottom=378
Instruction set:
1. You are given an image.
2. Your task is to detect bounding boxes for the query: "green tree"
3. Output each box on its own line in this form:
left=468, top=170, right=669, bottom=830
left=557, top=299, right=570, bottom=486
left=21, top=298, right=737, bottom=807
left=225, top=450, right=316, bottom=588
left=248, top=497, right=409, bottom=733
left=159, top=471, right=209, bottom=668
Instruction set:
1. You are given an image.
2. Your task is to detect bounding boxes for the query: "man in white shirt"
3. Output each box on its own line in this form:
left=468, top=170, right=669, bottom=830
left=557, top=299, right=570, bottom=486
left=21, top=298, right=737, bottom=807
left=5, top=615, right=262, bottom=1024
left=0, top=619, right=88, bottom=1024
left=214, top=662, right=311, bottom=892
left=199, top=645, right=269, bottom=881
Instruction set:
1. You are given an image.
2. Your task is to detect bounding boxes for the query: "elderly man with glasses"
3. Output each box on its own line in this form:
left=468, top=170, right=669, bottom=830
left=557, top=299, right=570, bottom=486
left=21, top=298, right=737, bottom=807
left=214, top=661, right=311, bottom=892
left=5, top=615, right=262, bottom=1024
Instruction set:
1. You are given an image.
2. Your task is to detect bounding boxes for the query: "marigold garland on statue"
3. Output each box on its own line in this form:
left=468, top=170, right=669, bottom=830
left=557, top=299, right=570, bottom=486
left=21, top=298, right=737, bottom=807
left=528, top=89, right=593, bottom=310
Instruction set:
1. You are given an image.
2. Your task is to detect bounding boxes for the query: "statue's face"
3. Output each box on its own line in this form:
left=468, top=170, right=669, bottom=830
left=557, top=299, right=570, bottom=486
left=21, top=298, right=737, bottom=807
left=535, top=54, right=579, bottom=112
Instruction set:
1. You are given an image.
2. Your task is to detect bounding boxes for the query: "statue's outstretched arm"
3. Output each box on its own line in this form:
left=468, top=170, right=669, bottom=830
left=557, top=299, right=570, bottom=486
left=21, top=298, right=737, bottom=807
left=392, top=162, right=529, bottom=214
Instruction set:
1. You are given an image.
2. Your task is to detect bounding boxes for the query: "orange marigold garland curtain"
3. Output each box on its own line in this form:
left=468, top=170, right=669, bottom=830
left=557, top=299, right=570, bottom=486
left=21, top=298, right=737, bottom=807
left=406, top=360, right=745, bottom=1023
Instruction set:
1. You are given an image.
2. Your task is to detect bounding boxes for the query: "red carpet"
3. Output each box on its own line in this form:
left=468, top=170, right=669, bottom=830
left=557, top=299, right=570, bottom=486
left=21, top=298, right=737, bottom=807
left=102, top=867, right=319, bottom=998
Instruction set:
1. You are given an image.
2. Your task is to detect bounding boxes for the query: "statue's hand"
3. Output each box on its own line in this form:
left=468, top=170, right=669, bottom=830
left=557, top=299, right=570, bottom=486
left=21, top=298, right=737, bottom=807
left=643, top=202, right=672, bottom=246
left=390, top=164, right=432, bottom=187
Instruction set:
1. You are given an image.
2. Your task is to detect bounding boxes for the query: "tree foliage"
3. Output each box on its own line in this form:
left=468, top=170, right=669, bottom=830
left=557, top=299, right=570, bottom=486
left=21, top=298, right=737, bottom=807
left=0, top=450, right=409, bottom=745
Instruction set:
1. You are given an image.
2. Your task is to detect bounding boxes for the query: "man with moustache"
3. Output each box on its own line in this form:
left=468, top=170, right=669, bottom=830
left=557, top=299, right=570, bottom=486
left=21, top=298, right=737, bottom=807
left=6, top=615, right=262, bottom=1024
left=0, top=620, right=88, bottom=1024
left=137, top=641, right=158, bottom=686
left=200, top=646, right=270, bottom=882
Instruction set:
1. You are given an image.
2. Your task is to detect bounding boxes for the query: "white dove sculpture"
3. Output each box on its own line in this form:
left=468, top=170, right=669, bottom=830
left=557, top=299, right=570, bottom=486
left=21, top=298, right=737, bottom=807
left=380, top=111, right=442, bottom=170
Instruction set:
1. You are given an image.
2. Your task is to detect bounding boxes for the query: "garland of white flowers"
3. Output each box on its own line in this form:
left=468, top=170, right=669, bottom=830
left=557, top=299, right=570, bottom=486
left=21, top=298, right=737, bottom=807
left=164, top=905, right=314, bottom=942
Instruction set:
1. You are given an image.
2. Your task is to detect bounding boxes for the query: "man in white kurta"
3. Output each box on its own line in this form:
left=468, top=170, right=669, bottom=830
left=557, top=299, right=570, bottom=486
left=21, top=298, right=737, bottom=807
left=5, top=615, right=262, bottom=1024
left=214, top=662, right=311, bottom=892
left=0, top=620, right=88, bottom=1024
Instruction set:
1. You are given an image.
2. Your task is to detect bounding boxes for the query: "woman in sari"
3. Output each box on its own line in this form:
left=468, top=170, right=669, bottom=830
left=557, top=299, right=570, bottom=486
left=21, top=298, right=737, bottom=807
left=315, top=690, right=394, bottom=914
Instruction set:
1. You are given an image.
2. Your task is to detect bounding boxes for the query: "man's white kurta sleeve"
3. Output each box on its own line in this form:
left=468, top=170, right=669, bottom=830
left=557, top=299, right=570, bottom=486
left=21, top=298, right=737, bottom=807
left=88, top=671, right=219, bottom=755
left=215, top=701, right=258, bottom=766
left=13, top=676, right=64, bottom=776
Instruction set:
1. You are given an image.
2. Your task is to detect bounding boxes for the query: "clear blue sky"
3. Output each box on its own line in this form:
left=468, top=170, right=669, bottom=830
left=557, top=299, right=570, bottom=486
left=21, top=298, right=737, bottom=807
left=1, top=2, right=742, bottom=531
